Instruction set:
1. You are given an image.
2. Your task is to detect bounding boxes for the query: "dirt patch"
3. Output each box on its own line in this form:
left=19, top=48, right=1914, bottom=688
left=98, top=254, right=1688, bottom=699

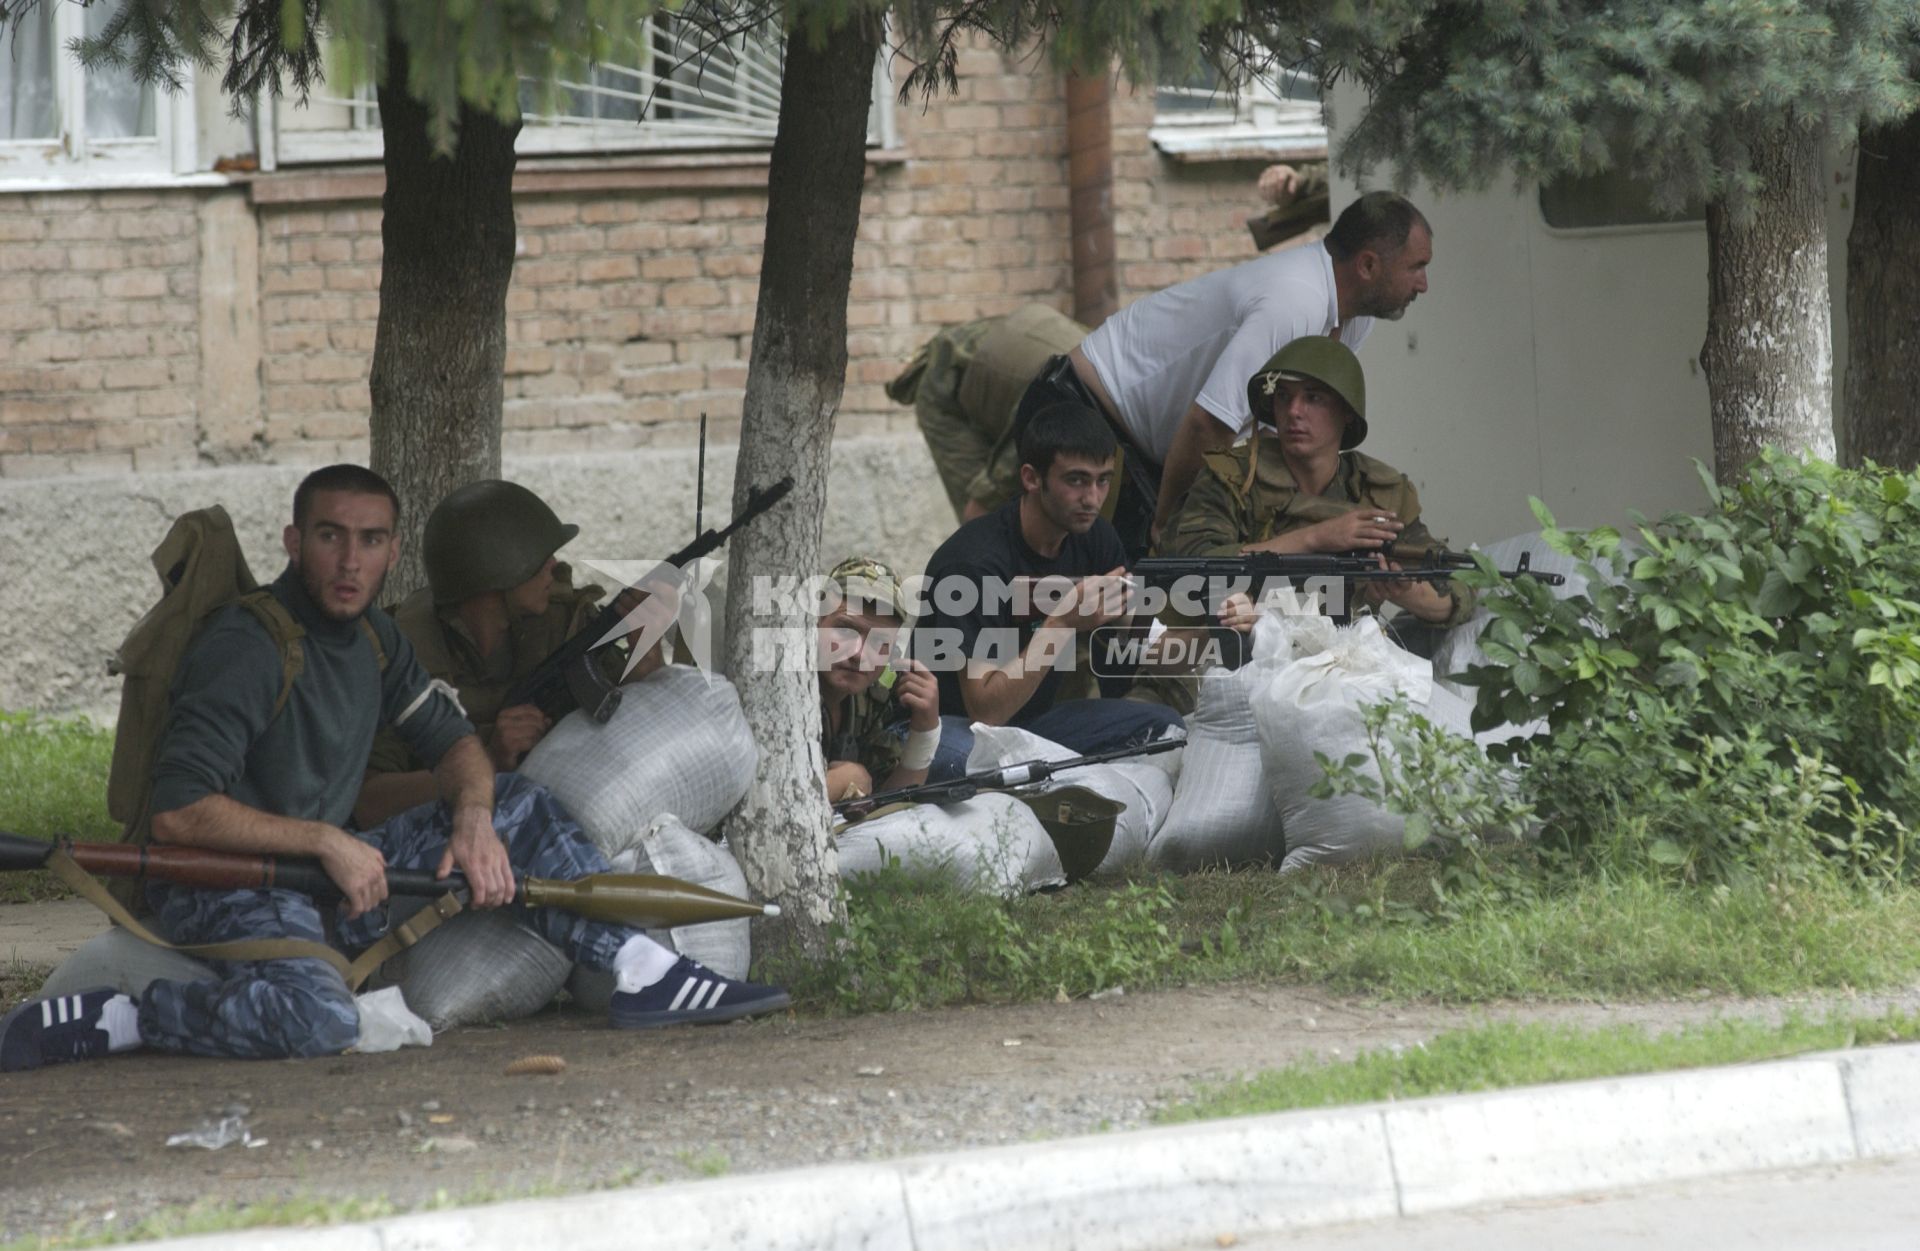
left=9, top=978, right=1920, bottom=1243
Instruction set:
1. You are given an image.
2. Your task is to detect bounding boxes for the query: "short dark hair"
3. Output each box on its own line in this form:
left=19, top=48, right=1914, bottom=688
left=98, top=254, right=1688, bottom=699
left=293, top=464, right=401, bottom=528
left=1019, top=401, right=1116, bottom=481
left=1325, top=191, right=1431, bottom=262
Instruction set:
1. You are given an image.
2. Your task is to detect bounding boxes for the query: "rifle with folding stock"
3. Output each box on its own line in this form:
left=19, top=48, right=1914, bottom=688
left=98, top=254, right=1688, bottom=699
left=504, top=475, right=795, bottom=724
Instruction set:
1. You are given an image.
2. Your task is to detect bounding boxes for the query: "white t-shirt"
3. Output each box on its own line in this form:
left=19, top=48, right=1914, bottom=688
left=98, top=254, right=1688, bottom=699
left=1079, top=242, right=1373, bottom=463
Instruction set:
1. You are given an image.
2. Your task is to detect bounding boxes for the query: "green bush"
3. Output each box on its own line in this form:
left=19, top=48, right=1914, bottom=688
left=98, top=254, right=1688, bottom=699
left=1448, top=453, right=1920, bottom=880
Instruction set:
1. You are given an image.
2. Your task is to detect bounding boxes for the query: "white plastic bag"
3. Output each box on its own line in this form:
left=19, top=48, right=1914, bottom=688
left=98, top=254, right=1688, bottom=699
left=522, top=664, right=757, bottom=843
left=836, top=792, right=1065, bottom=896
left=354, top=986, right=433, bottom=1052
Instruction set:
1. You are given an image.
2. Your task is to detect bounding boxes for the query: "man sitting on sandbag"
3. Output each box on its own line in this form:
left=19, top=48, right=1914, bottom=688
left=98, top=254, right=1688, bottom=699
left=817, top=556, right=943, bottom=805
left=917, top=402, right=1184, bottom=781
left=1, top=466, right=787, bottom=1073
left=1159, top=337, right=1475, bottom=651
left=354, top=479, right=667, bottom=827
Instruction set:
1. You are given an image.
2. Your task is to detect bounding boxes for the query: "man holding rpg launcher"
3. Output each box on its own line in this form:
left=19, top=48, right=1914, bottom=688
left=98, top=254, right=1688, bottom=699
left=2, top=466, right=786, bottom=1073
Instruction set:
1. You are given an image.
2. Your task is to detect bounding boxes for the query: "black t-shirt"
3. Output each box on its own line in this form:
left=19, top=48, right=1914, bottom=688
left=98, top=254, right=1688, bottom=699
left=918, top=497, right=1128, bottom=724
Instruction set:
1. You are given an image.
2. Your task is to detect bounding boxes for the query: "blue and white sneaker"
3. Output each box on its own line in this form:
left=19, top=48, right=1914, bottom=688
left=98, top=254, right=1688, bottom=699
left=1, top=987, right=141, bottom=1072
left=609, top=957, right=791, bottom=1030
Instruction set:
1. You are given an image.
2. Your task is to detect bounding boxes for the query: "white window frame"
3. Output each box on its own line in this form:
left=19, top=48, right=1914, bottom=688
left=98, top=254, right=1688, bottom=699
left=0, top=5, right=201, bottom=189
left=267, top=19, right=897, bottom=169
left=1149, top=68, right=1326, bottom=162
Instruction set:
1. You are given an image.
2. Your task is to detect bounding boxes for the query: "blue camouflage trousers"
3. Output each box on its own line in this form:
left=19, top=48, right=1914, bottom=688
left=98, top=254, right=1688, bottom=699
left=137, top=774, right=631, bottom=1060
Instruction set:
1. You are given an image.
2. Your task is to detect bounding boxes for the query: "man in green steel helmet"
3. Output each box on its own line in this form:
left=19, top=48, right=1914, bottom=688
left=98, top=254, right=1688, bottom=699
left=356, top=480, right=666, bottom=826
left=1159, top=336, right=1473, bottom=640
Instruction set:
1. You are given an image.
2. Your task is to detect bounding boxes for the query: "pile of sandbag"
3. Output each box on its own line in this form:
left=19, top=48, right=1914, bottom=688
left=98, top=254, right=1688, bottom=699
left=1252, top=615, right=1472, bottom=871
left=964, top=724, right=1176, bottom=878
left=381, top=663, right=762, bottom=1028
left=521, top=663, right=758, bottom=840
left=836, top=791, right=1071, bottom=896
left=1148, top=606, right=1334, bottom=871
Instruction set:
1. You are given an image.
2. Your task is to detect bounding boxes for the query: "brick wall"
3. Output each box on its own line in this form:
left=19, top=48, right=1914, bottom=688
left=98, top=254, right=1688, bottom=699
left=1, top=36, right=1281, bottom=479
left=0, top=191, right=202, bottom=477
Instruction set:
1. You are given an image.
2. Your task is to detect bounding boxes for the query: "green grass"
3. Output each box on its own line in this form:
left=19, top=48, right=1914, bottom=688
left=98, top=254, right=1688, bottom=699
left=0, top=712, right=117, bottom=903
left=776, top=860, right=1920, bottom=1014
left=1160, top=1010, right=1920, bottom=1123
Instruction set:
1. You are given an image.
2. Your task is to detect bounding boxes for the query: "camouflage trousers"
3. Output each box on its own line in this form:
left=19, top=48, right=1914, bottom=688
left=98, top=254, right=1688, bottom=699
left=137, top=773, right=627, bottom=1060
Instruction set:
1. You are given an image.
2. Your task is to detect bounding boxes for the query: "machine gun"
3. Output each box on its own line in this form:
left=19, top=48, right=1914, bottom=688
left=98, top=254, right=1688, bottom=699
left=1132, top=545, right=1562, bottom=619
left=833, top=736, right=1183, bottom=822
left=503, top=475, right=794, bottom=723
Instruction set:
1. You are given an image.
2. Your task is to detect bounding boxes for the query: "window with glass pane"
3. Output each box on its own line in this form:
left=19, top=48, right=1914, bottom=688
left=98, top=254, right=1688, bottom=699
left=0, top=8, right=58, bottom=140
left=0, top=1, right=173, bottom=180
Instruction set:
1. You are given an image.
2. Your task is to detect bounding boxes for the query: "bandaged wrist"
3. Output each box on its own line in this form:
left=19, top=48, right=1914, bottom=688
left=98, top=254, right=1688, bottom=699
left=900, top=724, right=942, bottom=771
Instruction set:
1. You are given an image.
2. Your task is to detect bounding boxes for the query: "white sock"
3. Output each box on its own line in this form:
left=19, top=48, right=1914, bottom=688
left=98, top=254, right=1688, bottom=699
left=612, top=935, right=681, bottom=993
left=99, top=994, right=142, bottom=1053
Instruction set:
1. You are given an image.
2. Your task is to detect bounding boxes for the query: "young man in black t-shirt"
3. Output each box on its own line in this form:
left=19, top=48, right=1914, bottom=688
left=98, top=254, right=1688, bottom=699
left=915, top=402, right=1184, bottom=780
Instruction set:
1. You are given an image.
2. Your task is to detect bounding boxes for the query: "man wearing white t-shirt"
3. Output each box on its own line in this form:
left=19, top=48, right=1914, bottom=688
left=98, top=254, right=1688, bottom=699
left=1014, top=192, right=1432, bottom=555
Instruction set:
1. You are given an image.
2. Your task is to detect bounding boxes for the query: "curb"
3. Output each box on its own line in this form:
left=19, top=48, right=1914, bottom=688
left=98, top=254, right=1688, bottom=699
left=142, top=1041, right=1920, bottom=1250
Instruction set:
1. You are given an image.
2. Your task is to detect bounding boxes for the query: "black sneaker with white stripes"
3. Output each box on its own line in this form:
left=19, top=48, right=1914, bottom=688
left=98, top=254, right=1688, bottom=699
left=1, top=987, right=141, bottom=1072
left=608, top=956, right=790, bottom=1030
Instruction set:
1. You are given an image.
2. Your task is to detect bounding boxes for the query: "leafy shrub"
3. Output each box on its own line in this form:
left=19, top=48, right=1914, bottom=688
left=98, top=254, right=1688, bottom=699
left=1451, top=453, right=1920, bottom=880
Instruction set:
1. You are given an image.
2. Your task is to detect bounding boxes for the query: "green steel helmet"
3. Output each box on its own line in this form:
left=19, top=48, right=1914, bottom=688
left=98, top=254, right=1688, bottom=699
left=423, top=479, right=580, bottom=604
left=1247, top=337, right=1369, bottom=450
left=824, top=555, right=909, bottom=623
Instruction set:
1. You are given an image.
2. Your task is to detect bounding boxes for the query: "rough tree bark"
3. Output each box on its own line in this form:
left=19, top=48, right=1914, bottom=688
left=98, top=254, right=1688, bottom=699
left=721, top=13, right=883, bottom=964
left=369, top=35, right=522, bottom=601
left=1699, top=122, right=1835, bottom=483
left=1844, top=113, right=1920, bottom=471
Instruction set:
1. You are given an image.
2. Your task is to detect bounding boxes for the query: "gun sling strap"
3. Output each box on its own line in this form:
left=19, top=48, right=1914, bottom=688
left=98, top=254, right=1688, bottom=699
left=48, top=849, right=464, bottom=992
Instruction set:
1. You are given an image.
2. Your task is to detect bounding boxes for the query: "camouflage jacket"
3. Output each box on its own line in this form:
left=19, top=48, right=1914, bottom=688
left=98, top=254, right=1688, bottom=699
left=821, top=686, right=904, bottom=785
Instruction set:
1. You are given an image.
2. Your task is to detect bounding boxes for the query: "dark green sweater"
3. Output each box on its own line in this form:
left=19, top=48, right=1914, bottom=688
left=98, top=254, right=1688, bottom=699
left=150, top=568, right=473, bottom=830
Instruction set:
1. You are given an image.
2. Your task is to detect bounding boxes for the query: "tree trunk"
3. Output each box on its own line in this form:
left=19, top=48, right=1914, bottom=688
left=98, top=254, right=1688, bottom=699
left=369, top=35, right=521, bottom=602
left=1699, top=122, right=1834, bottom=484
left=721, top=13, right=882, bottom=964
left=1844, top=114, right=1920, bottom=471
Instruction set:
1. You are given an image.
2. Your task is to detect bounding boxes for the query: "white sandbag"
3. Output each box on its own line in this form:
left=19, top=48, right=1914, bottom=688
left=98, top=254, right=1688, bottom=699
left=1430, top=531, right=1596, bottom=744
left=836, top=792, right=1065, bottom=896
left=1146, top=606, right=1327, bottom=872
left=370, top=908, right=572, bottom=1030
left=40, top=927, right=218, bottom=999
left=521, top=663, right=757, bottom=844
left=963, top=723, right=1177, bottom=877
left=1254, top=616, right=1465, bottom=872
left=567, top=814, right=752, bottom=1012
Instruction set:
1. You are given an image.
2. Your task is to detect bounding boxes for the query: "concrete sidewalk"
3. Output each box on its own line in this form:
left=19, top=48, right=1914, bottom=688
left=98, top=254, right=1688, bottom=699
left=0, top=897, right=105, bottom=969
left=131, top=1041, right=1920, bottom=1251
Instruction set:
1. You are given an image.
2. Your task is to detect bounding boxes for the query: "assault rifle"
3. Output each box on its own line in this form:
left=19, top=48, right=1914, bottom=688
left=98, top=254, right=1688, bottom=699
left=504, top=475, right=795, bottom=723
left=0, top=830, right=777, bottom=927
left=1133, top=545, right=1562, bottom=619
left=833, top=736, right=1183, bottom=822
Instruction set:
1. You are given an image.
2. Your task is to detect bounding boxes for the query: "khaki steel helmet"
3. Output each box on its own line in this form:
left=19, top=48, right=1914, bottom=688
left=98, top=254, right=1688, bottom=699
left=1247, top=337, right=1369, bottom=450
left=424, top=480, right=579, bottom=604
